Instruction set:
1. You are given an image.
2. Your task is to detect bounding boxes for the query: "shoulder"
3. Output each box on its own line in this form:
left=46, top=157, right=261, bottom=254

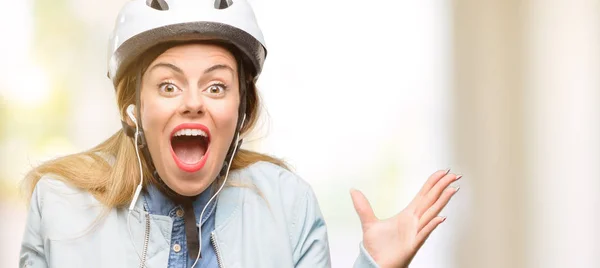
left=26, top=151, right=114, bottom=209
left=231, top=161, right=330, bottom=261
left=227, top=160, right=322, bottom=225
left=28, top=175, right=105, bottom=238
left=234, top=161, right=311, bottom=191
left=229, top=161, right=315, bottom=205
left=31, top=175, right=98, bottom=207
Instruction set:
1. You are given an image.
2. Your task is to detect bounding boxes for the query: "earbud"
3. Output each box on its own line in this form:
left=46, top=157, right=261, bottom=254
left=127, top=104, right=137, bottom=125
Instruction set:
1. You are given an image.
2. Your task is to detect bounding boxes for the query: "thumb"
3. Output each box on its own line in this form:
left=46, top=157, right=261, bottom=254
left=350, top=189, right=377, bottom=228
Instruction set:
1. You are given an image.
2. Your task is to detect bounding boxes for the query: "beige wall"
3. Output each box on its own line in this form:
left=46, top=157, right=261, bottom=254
left=526, top=0, right=600, bottom=267
left=452, top=0, right=600, bottom=267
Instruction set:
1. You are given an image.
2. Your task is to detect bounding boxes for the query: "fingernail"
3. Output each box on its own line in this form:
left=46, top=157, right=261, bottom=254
left=454, top=186, right=461, bottom=193
left=440, top=216, right=447, bottom=222
left=455, top=174, right=463, bottom=180
left=445, top=168, right=451, bottom=175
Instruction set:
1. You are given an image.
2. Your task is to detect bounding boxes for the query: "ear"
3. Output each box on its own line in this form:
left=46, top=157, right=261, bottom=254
left=123, top=104, right=137, bottom=128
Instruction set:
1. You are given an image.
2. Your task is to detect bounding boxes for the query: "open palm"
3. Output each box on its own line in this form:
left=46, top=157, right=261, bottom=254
left=351, top=169, right=461, bottom=268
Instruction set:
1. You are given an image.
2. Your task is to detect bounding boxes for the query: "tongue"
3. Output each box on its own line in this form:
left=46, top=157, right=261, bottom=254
left=172, top=137, right=206, bottom=164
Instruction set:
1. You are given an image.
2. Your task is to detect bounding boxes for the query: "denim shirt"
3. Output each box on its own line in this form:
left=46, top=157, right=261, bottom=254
left=144, top=184, right=218, bottom=268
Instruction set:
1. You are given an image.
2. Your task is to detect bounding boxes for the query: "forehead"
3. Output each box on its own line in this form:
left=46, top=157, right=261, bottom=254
left=149, top=43, right=238, bottom=72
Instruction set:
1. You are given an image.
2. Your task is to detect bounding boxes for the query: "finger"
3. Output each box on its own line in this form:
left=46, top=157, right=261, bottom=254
left=415, top=216, right=445, bottom=249
left=407, top=169, right=450, bottom=209
left=418, top=186, right=458, bottom=232
left=350, top=189, right=377, bottom=228
left=415, top=174, right=461, bottom=217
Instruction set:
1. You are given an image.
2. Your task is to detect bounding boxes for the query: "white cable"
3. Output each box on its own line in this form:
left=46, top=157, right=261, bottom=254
left=127, top=122, right=146, bottom=265
left=190, top=115, right=246, bottom=268
left=127, top=211, right=144, bottom=264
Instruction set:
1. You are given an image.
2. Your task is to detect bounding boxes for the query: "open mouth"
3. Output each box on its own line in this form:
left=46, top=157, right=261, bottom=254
left=169, top=124, right=211, bottom=173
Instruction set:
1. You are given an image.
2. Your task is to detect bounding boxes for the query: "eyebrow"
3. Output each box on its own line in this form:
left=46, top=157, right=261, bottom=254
left=149, top=63, right=183, bottom=74
left=148, top=63, right=235, bottom=75
left=203, top=64, right=235, bottom=75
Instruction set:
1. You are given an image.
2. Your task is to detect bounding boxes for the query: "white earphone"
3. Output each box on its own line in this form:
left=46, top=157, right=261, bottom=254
left=126, top=104, right=144, bottom=211
left=126, top=104, right=137, bottom=125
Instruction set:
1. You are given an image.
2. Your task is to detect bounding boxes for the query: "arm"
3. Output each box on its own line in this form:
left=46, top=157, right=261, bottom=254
left=20, top=184, right=48, bottom=268
left=354, top=242, right=379, bottom=268
left=292, top=187, right=332, bottom=268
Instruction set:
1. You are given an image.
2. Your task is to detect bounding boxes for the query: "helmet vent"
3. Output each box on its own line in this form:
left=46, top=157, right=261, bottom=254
left=214, top=0, right=233, bottom=9
left=146, top=0, right=169, bottom=10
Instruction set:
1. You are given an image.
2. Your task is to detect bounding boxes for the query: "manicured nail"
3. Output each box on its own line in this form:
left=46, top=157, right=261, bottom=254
left=440, top=216, right=447, bottom=222
left=445, top=168, right=451, bottom=175
left=454, top=186, right=461, bottom=193
left=455, top=175, right=463, bottom=180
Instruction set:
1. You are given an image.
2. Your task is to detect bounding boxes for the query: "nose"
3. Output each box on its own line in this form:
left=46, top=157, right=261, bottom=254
left=179, top=88, right=205, bottom=117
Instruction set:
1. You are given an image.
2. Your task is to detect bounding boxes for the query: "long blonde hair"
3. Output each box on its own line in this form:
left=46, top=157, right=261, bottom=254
left=21, top=42, right=287, bottom=207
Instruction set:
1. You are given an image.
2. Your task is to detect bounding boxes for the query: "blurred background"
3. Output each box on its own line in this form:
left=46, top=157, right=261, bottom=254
left=1, top=0, right=599, bottom=267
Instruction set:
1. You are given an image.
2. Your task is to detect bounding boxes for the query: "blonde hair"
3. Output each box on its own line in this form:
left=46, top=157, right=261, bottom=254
left=21, top=42, right=287, bottom=207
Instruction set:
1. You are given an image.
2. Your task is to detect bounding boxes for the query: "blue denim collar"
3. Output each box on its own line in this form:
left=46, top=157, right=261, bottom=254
left=144, top=183, right=216, bottom=226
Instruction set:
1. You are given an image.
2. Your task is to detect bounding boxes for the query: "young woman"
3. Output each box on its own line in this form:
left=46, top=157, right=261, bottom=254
left=19, top=1, right=460, bottom=267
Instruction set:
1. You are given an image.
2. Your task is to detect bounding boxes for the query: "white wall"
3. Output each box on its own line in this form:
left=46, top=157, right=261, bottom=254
left=526, top=0, right=600, bottom=267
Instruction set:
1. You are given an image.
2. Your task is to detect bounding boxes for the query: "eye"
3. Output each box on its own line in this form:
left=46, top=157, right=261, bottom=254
left=158, top=82, right=181, bottom=95
left=205, top=83, right=227, bottom=95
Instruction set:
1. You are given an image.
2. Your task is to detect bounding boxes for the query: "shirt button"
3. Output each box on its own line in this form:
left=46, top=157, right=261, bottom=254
left=176, top=209, right=184, bottom=218
left=173, top=243, right=182, bottom=253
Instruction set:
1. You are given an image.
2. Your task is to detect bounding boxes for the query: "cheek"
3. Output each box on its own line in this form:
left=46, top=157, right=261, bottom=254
left=214, top=108, right=238, bottom=129
left=207, top=100, right=239, bottom=150
left=139, top=95, right=175, bottom=144
left=210, top=98, right=239, bottom=131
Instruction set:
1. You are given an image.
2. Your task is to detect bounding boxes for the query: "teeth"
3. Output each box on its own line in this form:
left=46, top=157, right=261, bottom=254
left=173, top=129, right=207, bottom=137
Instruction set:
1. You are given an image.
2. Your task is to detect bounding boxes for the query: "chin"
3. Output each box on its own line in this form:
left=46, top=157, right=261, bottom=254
left=154, top=160, right=216, bottom=197
left=163, top=175, right=212, bottom=197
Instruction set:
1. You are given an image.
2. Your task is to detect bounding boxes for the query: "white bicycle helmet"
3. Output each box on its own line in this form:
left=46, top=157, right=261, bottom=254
left=107, top=0, right=267, bottom=86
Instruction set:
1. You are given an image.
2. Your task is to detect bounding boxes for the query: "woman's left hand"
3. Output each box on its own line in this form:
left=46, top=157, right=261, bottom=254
left=350, top=169, right=461, bottom=268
